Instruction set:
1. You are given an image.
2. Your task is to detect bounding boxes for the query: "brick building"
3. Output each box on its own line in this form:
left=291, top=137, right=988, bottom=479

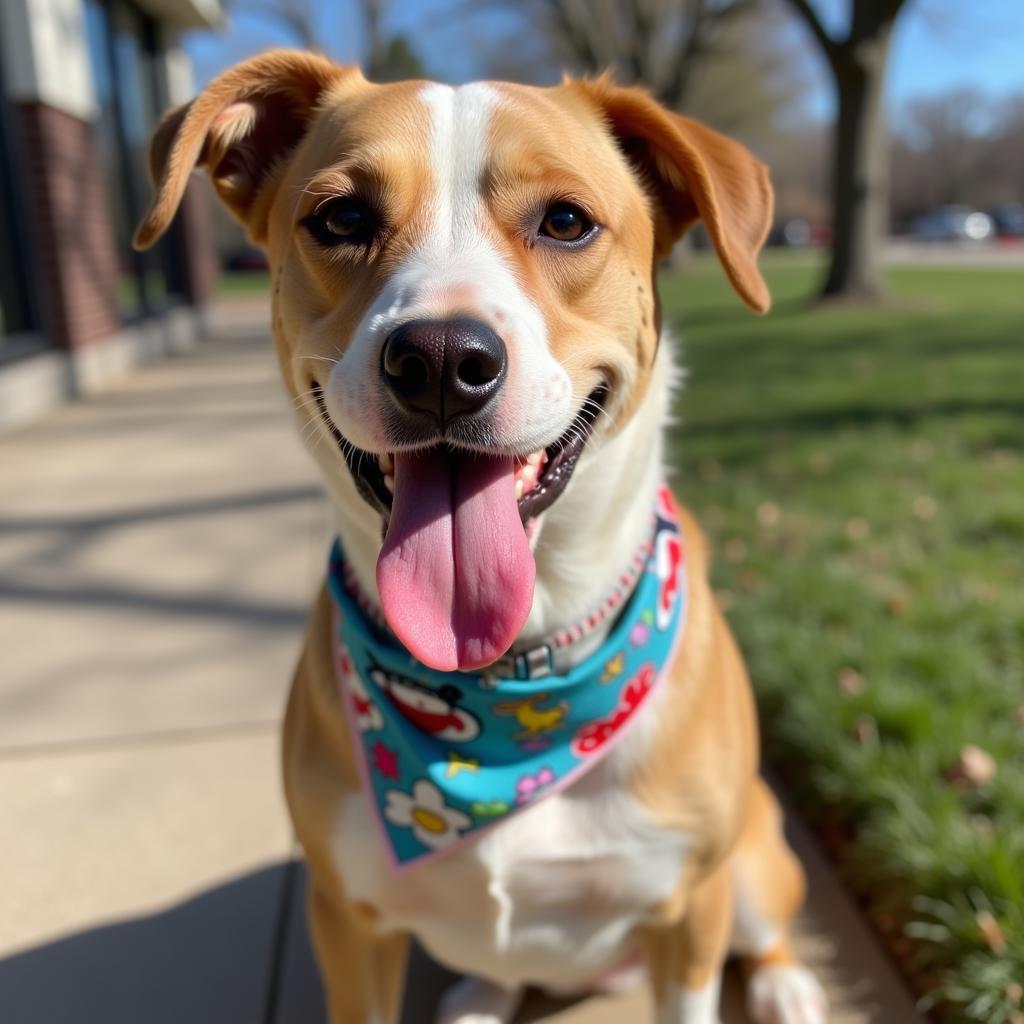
left=0, top=0, right=224, bottom=429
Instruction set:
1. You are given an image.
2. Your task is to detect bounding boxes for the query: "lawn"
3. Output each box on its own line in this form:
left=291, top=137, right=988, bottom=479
left=661, top=253, right=1024, bottom=1022
left=218, top=269, right=272, bottom=297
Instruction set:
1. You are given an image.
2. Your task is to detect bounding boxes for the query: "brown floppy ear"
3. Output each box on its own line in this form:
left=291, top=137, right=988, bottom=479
left=575, top=80, right=774, bottom=313
left=133, top=49, right=353, bottom=251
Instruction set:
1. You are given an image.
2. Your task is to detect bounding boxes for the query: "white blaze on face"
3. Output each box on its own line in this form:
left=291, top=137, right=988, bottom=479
left=325, top=82, right=574, bottom=456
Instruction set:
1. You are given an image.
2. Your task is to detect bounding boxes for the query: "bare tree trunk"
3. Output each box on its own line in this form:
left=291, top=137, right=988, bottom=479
left=785, top=0, right=907, bottom=304
left=361, top=0, right=389, bottom=80
left=823, top=27, right=892, bottom=300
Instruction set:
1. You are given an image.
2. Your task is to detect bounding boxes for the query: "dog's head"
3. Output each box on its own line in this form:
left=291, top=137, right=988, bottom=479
left=135, top=51, right=772, bottom=672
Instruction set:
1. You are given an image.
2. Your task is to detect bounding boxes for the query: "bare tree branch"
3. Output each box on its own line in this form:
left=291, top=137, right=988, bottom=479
left=785, top=0, right=839, bottom=62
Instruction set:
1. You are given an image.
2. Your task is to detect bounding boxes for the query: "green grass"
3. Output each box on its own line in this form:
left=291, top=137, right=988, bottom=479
left=661, top=254, right=1024, bottom=1021
left=218, top=270, right=272, bottom=297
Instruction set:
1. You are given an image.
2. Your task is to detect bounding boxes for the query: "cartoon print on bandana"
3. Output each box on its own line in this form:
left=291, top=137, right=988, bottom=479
left=629, top=610, right=653, bottom=648
left=515, top=767, right=556, bottom=805
left=494, top=693, right=568, bottom=750
left=340, top=645, right=383, bottom=732
left=445, top=751, right=479, bottom=777
left=600, top=652, right=626, bottom=683
left=384, top=779, right=472, bottom=851
left=371, top=740, right=399, bottom=780
left=655, top=528, right=684, bottom=631
left=369, top=669, right=480, bottom=742
left=571, top=663, right=657, bottom=758
left=471, top=799, right=509, bottom=817
left=328, top=485, right=688, bottom=868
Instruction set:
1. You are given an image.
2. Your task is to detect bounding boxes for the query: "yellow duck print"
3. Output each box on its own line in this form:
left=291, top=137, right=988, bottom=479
left=494, top=693, right=569, bottom=740
left=600, top=652, right=625, bottom=683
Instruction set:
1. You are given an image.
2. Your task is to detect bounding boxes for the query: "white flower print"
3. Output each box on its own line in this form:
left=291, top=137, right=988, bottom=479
left=383, top=779, right=471, bottom=851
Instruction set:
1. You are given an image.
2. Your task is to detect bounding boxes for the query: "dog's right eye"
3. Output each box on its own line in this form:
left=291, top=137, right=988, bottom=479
left=305, top=197, right=378, bottom=247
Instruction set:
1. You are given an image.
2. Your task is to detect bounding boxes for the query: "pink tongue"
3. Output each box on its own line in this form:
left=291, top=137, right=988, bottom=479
left=376, top=450, right=536, bottom=671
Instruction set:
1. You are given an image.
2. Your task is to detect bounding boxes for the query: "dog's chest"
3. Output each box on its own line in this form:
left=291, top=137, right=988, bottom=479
left=332, top=740, right=688, bottom=988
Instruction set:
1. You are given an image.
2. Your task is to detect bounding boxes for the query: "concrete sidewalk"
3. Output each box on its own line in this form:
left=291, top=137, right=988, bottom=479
left=0, top=299, right=923, bottom=1023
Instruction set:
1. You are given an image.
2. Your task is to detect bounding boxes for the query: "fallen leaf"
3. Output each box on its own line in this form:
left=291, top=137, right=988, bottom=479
left=756, top=501, right=781, bottom=527
left=852, top=715, right=878, bottom=745
left=976, top=910, right=1006, bottom=953
left=736, top=569, right=763, bottom=592
left=845, top=517, right=870, bottom=541
left=809, top=451, right=832, bottom=474
left=966, top=580, right=1000, bottom=606
left=837, top=667, right=865, bottom=695
left=724, top=538, right=747, bottom=562
left=1006, top=981, right=1022, bottom=1007
left=886, top=593, right=909, bottom=617
left=704, top=505, right=725, bottom=529
left=947, top=745, right=997, bottom=788
left=912, top=495, right=937, bottom=521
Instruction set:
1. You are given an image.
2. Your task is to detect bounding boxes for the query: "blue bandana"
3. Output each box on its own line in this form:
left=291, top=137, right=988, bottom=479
left=328, top=486, right=687, bottom=870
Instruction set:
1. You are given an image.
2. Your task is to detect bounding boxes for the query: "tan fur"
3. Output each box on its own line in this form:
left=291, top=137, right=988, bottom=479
left=137, top=51, right=814, bottom=1024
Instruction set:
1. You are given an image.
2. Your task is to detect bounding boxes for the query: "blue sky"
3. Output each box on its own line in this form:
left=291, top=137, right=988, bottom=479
left=185, top=0, right=1024, bottom=120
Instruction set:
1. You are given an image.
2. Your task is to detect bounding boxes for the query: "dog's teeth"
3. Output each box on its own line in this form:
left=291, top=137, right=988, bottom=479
left=527, top=450, right=544, bottom=468
left=378, top=452, right=393, bottom=474
left=383, top=474, right=395, bottom=493
left=514, top=478, right=524, bottom=500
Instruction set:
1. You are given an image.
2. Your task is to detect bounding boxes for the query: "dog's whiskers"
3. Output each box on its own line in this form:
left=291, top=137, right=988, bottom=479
left=581, top=396, right=614, bottom=428
left=292, top=354, right=341, bottom=369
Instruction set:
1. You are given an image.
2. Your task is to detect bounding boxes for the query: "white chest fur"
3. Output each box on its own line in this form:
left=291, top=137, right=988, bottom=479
left=331, top=692, right=688, bottom=990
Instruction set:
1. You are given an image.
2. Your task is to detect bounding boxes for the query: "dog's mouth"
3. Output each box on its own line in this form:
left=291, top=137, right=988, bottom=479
left=311, top=381, right=607, bottom=673
left=311, top=382, right=607, bottom=526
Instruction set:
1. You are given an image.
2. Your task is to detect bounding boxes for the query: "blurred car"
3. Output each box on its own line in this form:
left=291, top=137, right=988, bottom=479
left=910, top=206, right=994, bottom=243
left=767, top=218, right=832, bottom=248
left=986, top=204, right=1024, bottom=239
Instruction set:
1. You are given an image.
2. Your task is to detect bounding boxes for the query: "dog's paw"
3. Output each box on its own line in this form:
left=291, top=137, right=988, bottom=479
left=435, top=977, right=522, bottom=1024
left=747, top=965, right=828, bottom=1024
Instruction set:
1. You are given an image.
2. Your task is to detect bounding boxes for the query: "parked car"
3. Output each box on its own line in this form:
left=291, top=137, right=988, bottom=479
left=767, top=218, right=832, bottom=248
left=910, top=206, right=995, bottom=243
left=986, top=203, right=1024, bottom=239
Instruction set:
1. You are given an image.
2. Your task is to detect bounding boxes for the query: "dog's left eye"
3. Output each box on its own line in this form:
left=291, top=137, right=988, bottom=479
left=305, top=197, right=377, bottom=246
left=539, top=203, right=594, bottom=243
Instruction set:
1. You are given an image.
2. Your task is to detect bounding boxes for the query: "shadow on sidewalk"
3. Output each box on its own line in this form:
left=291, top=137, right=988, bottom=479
left=0, top=864, right=293, bottom=1024
left=0, top=844, right=906, bottom=1024
left=0, top=860, right=657, bottom=1024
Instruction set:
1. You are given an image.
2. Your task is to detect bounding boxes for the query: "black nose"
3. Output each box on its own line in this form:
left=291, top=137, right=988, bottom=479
left=381, top=318, right=507, bottom=425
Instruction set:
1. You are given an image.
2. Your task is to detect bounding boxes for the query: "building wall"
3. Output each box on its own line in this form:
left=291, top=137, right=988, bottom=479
left=0, top=0, right=224, bottom=428
left=17, top=102, right=122, bottom=348
left=0, top=0, right=98, bottom=121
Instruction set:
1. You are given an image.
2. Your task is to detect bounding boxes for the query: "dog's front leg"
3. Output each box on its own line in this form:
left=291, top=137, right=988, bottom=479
left=308, top=881, right=409, bottom=1024
left=646, top=864, right=733, bottom=1024
left=434, top=976, right=523, bottom=1024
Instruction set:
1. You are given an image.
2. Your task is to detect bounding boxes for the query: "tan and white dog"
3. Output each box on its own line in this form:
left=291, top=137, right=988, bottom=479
left=135, top=51, right=828, bottom=1024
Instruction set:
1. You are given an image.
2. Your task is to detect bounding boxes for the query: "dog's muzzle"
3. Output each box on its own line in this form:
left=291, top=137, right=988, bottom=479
left=381, top=317, right=507, bottom=429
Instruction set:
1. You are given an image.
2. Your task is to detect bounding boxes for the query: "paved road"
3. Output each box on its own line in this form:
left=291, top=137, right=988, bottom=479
left=885, top=238, right=1024, bottom=265
left=0, top=300, right=923, bottom=1023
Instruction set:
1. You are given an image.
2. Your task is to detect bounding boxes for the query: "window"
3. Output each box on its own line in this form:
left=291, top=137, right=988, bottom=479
left=85, top=0, right=182, bottom=319
left=0, top=96, right=34, bottom=344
